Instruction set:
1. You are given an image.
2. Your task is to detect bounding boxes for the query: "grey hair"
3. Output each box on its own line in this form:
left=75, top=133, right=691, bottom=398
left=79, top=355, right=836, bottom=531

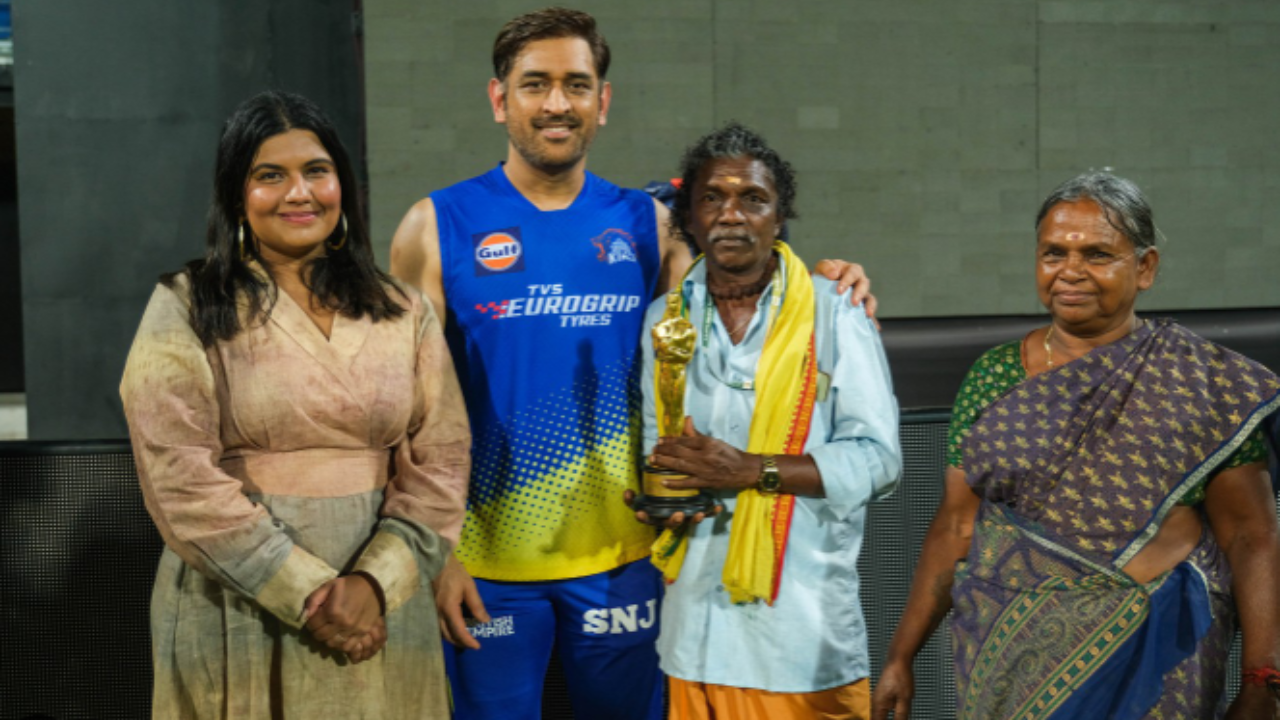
left=1035, top=172, right=1157, bottom=254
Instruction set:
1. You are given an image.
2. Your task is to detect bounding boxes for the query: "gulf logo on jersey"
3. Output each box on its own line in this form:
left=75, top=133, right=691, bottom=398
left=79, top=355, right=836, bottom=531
left=472, top=227, right=526, bottom=276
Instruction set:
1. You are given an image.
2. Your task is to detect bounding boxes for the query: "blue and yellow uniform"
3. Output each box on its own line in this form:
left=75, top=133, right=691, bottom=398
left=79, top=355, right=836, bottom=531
left=433, top=164, right=663, bottom=719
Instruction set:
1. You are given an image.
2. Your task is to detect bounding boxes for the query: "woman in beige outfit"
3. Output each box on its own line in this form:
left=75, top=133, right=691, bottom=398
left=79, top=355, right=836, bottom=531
left=120, top=91, right=470, bottom=719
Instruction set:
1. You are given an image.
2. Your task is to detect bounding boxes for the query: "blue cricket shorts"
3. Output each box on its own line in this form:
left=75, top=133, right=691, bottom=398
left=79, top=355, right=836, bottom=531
left=444, top=559, right=664, bottom=720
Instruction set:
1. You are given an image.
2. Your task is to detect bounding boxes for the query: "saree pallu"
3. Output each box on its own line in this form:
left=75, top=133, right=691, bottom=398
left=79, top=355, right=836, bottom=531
left=953, top=320, right=1280, bottom=719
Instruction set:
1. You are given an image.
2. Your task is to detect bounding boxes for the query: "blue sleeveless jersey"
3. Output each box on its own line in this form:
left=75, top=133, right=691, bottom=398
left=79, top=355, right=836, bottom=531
left=433, top=165, right=661, bottom=581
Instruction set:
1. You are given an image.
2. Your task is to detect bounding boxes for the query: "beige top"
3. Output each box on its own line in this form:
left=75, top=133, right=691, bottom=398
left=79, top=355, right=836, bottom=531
left=121, top=273, right=470, bottom=626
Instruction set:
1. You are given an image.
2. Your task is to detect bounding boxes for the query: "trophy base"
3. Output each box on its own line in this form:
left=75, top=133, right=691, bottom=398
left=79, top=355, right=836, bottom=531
left=633, top=466, right=717, bottom=522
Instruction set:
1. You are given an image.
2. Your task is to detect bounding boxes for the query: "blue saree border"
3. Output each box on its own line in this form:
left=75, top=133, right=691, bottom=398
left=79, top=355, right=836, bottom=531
left=1045, top=562, right=1213, bottom=719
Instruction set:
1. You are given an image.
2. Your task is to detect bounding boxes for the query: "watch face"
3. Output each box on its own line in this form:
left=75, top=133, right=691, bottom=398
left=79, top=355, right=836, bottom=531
left=758, top=457, right=782, bottom=492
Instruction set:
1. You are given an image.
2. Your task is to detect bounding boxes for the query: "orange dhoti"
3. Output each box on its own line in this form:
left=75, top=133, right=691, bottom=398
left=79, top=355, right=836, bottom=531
left=668, top=676, right=870, bottom=720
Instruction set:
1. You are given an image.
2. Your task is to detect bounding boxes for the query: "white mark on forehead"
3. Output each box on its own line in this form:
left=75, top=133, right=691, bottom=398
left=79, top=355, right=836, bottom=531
left=1066, top=232, right=1085, bottom=241
left=723, top=176, right=742, bottom=185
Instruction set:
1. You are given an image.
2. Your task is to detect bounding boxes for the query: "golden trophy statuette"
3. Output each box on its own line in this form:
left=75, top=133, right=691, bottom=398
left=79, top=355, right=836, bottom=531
left=633, top=292, right=716, bottom=523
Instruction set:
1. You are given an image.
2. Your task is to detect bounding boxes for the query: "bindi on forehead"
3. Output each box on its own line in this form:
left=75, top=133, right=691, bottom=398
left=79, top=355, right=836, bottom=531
left=697, top=157, right=776, bottom=197
left=1066, top=232, right=1085, bottom=241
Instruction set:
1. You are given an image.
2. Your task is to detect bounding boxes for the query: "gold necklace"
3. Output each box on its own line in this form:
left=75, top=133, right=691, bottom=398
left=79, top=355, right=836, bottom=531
left=1044, top=318, right=1143, bottom=368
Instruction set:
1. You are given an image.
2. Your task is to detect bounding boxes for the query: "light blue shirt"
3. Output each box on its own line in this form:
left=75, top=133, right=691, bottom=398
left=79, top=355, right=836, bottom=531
left=642, top=258, right=901, bottom=692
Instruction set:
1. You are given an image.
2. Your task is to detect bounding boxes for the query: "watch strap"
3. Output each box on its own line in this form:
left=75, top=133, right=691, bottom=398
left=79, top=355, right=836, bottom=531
left=756, top=454, right=782, bottom=493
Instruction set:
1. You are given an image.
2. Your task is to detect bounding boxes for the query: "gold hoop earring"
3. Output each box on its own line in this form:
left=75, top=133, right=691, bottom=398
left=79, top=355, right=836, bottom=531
left=327, top=214, right=348, bottom=251
left=238, top=221, right=248, bottom=261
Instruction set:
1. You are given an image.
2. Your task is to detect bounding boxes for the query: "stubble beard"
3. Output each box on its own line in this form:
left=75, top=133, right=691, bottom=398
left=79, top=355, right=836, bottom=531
left=509, top=118, right=596, bottom=176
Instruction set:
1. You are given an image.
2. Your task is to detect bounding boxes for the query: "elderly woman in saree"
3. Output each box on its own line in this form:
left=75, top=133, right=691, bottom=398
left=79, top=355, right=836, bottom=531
left=120, top=91, right=469, bottom=719
left=873, top=172, right=1280, bottom=719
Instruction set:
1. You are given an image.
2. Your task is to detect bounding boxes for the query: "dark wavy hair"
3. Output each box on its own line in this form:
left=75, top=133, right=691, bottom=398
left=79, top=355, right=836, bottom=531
left=669, top=122, right=799, bottom=247
left=165, top=90, right=403, bottom=346
left=492, top=7, right=611, bottom=81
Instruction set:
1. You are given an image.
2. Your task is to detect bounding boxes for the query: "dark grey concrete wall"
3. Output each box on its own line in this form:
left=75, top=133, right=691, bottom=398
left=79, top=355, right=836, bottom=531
left=364, top=1, right=1280, bottom=317
left=16, top=1, right=364, bottom=439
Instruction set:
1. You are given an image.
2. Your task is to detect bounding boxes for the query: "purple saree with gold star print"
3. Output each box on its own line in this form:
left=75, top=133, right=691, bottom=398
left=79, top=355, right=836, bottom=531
left=951, top=320, right=1280, bottom=719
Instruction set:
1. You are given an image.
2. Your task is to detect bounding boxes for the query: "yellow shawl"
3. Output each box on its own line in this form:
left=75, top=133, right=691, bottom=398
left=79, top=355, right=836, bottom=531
left=650, top=241, right=818, bottom=605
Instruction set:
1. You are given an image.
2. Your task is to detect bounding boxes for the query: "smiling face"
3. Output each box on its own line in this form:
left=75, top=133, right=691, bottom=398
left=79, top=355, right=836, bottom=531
left=1036, top=199, right=1159, bottom=336
left=242, top=129, right=341, bottom=264
left=687, top=156, right=781, bottom=280
left=489, top=36, right=611, bottom=175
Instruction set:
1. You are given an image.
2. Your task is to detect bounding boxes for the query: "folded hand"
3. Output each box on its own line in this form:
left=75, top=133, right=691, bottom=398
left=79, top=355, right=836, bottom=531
left=304, top=574, right=386, bottom=661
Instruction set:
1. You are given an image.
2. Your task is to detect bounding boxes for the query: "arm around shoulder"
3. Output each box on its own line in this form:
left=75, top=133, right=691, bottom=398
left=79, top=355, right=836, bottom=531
left=390, top=197, right=447, bottom=321
left=653, top=199, right=693, bottom=297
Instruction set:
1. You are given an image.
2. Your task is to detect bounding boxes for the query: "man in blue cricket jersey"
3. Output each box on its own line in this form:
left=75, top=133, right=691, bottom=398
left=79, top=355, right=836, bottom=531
left=389, top=8, right=876, bottom=719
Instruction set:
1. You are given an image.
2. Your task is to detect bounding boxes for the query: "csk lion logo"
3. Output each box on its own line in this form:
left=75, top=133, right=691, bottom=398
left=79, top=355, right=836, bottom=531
left=590, top=229, right=638, bottom=265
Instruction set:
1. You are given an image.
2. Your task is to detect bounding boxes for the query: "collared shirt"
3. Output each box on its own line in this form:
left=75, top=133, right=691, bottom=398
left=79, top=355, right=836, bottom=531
left=642, top=258, right=902, bottom=693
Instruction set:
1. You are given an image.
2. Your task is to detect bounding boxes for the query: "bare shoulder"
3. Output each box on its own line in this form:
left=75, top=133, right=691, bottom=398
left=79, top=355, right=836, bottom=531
left=390, top=197, right=446, bottom=318
left=652, top=198, right=692, bottom=295
left=390, top=198, right=439, bottom=275
left=652, top=196, right=672, bottom=222
left=652, top=197, right=681, bottom=251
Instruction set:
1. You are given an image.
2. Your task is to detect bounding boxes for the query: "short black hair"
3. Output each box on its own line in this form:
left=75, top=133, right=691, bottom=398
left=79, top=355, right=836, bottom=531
left=492, top=7, right=610, bottom=81
left=670, top=122, right=798, bottom=247
left=1036, top=171, right=1157, bottom=253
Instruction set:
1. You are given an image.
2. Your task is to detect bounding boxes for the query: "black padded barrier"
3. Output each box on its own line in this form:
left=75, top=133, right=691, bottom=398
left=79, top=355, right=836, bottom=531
left=0, top=412, right=1269, bottom=719
left=860, top=410, right=956, bottom=718
left=880, top=308, right=1280, bottom=409
left=0, top=442, right=159, bottom=720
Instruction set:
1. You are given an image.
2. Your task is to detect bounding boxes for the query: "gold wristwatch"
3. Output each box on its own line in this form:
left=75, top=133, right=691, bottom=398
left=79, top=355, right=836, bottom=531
left=757, top=455, right=782, bottom=493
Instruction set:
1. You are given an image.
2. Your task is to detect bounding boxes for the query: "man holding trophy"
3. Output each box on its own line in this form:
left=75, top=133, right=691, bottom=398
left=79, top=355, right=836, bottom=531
left=630, top=124, right=901, bottom=719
